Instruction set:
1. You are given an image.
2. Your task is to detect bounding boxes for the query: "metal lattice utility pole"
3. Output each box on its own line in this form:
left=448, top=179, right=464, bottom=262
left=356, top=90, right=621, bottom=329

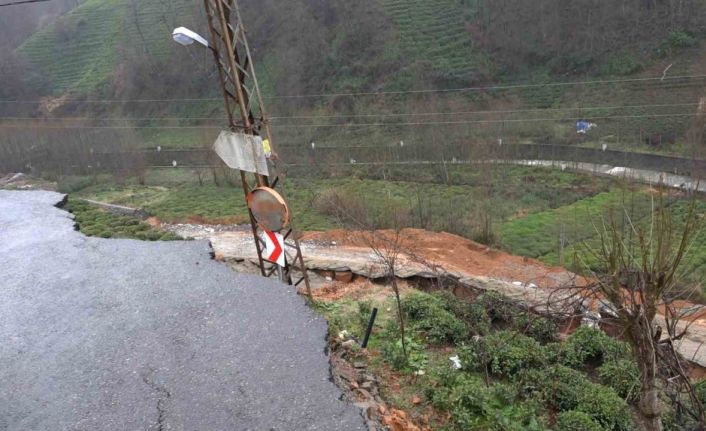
left=202, top=0, right=311, bottom=296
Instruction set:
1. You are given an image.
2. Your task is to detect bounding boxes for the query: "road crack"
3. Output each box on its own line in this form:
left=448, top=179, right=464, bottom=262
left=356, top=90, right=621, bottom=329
left=141, top=368, right=171, bottom=431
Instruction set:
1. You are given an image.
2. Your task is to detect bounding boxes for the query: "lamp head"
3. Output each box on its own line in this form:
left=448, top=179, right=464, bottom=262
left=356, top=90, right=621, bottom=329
left=172, top=27, right=209, bottom=48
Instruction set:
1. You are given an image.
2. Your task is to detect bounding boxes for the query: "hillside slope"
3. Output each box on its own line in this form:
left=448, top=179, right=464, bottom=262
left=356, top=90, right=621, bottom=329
left=7, top=0, right=706, bottom=154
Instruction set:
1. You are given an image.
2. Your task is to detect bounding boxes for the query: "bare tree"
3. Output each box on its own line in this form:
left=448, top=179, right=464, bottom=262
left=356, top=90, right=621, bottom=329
left=315, top=190, right=412, bottom=360
left=366, top=225, right=409, bottom=359
left=578, top=190, right=704, bottom=430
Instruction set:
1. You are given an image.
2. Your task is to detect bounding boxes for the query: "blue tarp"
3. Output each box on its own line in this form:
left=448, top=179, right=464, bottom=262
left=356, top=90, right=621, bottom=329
left=576, top=120, right=592, bottom=134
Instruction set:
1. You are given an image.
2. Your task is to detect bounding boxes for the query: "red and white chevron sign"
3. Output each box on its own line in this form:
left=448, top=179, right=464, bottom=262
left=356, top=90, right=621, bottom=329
left=262, top=230, right=285, bottom=267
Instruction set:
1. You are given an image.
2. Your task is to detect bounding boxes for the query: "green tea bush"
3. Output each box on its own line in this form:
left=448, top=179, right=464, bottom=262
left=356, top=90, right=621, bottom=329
left=403, top=291, right=446, bottom=320
left=556, top=411, right=602, bottom=431
left=380, top=336, right=428, bottom=372
left=597, top=359, right=641, bottom=403
left=520, top=365, right=633, bottom=431
left=513, top=313, right=558, bottom=343
left=401, top=291, right=468, bottom=344
left=476, top=291, right=516, bottom=322
left=520, top=365, right=586, bottom=411
left=432, top=291, right=492, bottom=335
left=561, top=326, right=630, bottom=368
left=428, top=373, right=548, bottom=431
left=379, top=318, right=428, bottom=371
left=458, top=331, right=547, bottom=378
left=64, top=198, right=181, bottom=242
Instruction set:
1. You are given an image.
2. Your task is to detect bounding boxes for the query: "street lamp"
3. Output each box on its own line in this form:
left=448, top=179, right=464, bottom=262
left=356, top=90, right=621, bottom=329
left=172, top=27, right=210, bottom=48
left=170, top=11, right=312, bottom=293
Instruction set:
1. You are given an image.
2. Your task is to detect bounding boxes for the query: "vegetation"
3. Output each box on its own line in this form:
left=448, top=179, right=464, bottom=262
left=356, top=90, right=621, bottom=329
left=3, top=1, right=706, bottom=429
left=18, top=0, right=125, bottom=93
left=63, top=198, right=181, bottom=241
left=70, top=164, right=608, bottom=229
left=2, top=0, right=706, bottom=160
left=577, top=192, right=704, bottom=429
left=319, top=289, right=648, bottom=430
left=66, top=166, right=706, bottom=289
left=500, top=188, right=653, bottom=261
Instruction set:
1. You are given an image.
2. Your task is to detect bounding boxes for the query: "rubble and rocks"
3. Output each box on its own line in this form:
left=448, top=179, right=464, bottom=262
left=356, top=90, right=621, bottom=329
left=330, top=340, right=431, bottom=431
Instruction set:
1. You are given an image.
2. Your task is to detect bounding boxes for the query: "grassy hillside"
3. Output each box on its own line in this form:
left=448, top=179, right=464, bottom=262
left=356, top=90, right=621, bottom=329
left=381, top=0, right=491, bottom=88
left=17, top=0, right=200, bottom=94
left=18, top=0, right=125, bottom=93
left=8, top=0, right=706, bottom=156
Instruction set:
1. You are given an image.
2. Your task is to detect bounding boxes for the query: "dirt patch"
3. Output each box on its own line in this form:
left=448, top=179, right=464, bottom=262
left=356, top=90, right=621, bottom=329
left=302, top=278, right=414, bottom=303
left=302, top=228, right=585, bottom=289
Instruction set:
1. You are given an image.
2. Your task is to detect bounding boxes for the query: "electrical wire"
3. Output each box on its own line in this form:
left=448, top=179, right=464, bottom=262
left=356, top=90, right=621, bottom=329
left=0, top=112, right=700, bottom=129
left=2, top=74, right=706, bottom=104
left=0, top=0, right=51, bottom=6
left=0, top=102, right=698, bottom=122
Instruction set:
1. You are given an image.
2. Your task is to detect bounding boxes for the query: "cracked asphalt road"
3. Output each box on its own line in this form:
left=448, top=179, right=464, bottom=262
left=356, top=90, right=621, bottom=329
left=0, top=191, right=365, bottom=431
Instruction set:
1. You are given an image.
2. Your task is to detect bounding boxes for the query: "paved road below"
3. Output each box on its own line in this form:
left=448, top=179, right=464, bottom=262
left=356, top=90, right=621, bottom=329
left=0, top=191, right=365, bottom=430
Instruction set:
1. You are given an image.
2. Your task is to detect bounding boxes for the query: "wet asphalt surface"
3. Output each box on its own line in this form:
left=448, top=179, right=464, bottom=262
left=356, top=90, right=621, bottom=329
left=0, top=191, right=365, bottom=431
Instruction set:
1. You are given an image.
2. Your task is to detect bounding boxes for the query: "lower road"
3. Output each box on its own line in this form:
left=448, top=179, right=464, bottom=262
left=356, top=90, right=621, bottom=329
left=0, top=191, right=365, bottom=430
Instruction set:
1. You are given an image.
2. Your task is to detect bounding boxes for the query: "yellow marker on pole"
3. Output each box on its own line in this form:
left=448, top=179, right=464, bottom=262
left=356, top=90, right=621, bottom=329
left=262, top=138, right=272, bottom=159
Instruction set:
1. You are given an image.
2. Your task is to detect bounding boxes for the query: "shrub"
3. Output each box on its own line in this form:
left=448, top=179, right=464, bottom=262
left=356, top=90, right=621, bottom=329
left=476, top=292, right=516, bottom=322
left=357, top=300, right=373, bottom=329
left=432, top=291, right=491, bottom=335
left=598, top=359, right=641, bottom=403
left=380, top=335, right=427, bottom=372
left=458, top=331, right=547, bottom=378
left=379, top=317, right=428, bottom=371
left=159, top=232, right=181, bottom=241
left=668, top=31, right=696, bottom=48
left=466, top=302, right=492, bottom=336
left=513, top=313, right=558, bottom=343
left=520, top=365, right=633, bottom=431
left=144, top=231, right=164, bottom=241
left=429, top=373, right=548, bottom=431
left=64, top=198, right=180, bottom=242
left=402, top=291, right=468, bottom=344
left=576, top=385, right=633, bottom=431
left=403, top=291, right=445, bottom=320
left=520, top=365, right=587, bottom=411
left=561, top=326, right=630, bottom=368
left=556, top=411, right=602, bottom=431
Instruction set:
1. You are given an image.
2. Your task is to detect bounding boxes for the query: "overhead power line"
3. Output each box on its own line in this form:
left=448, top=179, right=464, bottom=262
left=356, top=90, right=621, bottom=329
left=0, top=0, right=50, bottom=6
left=1, top=74, right=706, bottom=104
left=267, top=74, right=706, bottom=100
left=0, top=112, right=700, bottom=130
left=0, top=102, right=699, bottom=122
left=269, top=113, right=706, bottom=128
